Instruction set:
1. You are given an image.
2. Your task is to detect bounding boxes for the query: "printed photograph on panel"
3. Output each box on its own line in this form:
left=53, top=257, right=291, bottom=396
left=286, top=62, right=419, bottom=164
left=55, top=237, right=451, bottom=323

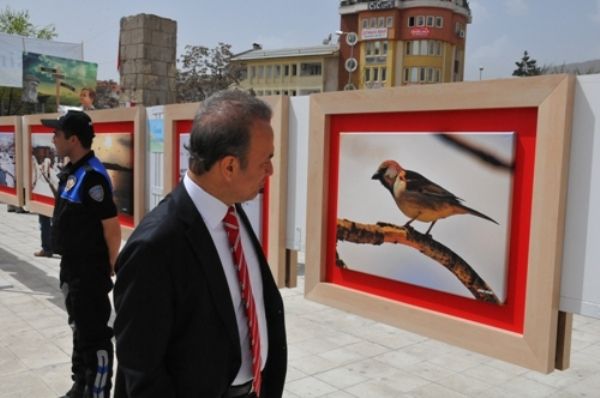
left=22, top=52, right=98, bottom=106
left=31, top=133, right=65, bottom=198
left=92, top=133, right=133, bottom=216
left=0, top=132, right=16, bottom=189
left=337, top=132, right=515, bottom=304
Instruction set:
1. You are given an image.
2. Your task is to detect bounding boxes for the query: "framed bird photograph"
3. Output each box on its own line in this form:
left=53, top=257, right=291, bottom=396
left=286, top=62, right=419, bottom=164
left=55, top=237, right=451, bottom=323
left=305, top=75, right=575, bottom=373
left=162, top=96, right=290, bottom=287
left=337, top=132, right=515, bottom=304
left=0, top=116, right=24, bottom=207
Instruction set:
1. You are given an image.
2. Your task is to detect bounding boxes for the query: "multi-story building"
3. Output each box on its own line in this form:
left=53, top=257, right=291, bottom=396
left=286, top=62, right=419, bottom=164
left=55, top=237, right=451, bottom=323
left=231, top=45, right=339, bottom=96
left=338, top=0, right=471, bottom=89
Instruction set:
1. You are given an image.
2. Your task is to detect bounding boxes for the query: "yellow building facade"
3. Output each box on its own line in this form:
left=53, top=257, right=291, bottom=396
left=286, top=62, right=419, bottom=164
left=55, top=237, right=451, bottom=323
left=231, top=46, right=339, bottom=96
left=339, top=0, right=471, bottom=89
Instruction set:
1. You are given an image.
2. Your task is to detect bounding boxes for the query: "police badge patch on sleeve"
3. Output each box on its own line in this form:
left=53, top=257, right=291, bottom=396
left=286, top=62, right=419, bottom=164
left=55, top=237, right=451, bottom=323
left=88, top=185, right=105, bottom=202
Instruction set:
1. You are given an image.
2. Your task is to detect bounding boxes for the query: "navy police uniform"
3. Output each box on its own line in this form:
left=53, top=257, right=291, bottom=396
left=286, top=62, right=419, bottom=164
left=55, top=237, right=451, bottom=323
left=53, top=150, right=117, bottom=398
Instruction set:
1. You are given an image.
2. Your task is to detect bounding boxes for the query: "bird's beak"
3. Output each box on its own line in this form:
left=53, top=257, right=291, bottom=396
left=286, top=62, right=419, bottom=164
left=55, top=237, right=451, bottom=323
left=371, top=171, right=382, bottom=180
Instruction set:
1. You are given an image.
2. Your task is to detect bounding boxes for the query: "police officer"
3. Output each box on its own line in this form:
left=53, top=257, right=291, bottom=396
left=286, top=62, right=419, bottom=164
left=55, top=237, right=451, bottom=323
left=42, top=110, right=121, bottom=398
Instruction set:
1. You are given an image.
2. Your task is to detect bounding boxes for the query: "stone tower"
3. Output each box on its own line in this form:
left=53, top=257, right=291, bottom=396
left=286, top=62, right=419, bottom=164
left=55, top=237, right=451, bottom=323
left=118, top=14, right=177, bottom=105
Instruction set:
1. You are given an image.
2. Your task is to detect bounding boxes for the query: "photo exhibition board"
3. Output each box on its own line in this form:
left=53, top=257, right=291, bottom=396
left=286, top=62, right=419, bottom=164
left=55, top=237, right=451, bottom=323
left=162, top=97, right=290, bottom=287
left=0, top=116, right=23, bottom=206
left=306, top=75, right=575, bottom=373
left=23, top=108, right=145, bottom=238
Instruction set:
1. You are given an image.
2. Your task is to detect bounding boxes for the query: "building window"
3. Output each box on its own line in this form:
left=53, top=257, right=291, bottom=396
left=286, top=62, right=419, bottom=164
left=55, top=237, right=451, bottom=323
left=257, top=66, right=264, bottom=78
left=435, top=16, right=443, bottom=28
left=274, top=65, right=281, bottom=77
left=426, top=16, right=434, bottom=27
left=373, top=67, right=379, bottom=81
left=416, top=16, right=425, bottom=26
left=408, top=16, right=415, bottom=27
left=249, top=66, right=255, bottom=78
left=370, top=17, right=376, bottom=28
left=382, top=41, right=388, bottom=55
left=291, top=90, right=297, bottom=96
left=386, top=16, right=393, bottom=28
left=406, top=40, right=443, bottom=56
left=292, top=64, right=297, bottom=76
left=265, top=65, right=272, bottom=78
left=284, top=65, right=290, bottom=76
left=300, top=62, right=322, bottom=76
left=378, top=16, right=385, bottom=27
left=404, top=67, right=441, bottom=83
left=362, top=18, right=368, bottom=29
left=381, top=66, right=387, bottom=81
left=365, top=68, right=370, bottom=82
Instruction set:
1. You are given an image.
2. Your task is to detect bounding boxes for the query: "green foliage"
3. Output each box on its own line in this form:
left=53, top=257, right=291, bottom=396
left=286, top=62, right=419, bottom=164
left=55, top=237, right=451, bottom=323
left=513, top=51, right=541, bottom=77
left=0, top=6, right=56, bottom=39
left=176, top=42, right=243, bottom=102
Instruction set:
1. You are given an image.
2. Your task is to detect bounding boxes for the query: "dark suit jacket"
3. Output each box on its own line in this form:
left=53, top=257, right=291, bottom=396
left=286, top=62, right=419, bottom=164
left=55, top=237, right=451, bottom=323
left=113, top=184, right=287, bottom=397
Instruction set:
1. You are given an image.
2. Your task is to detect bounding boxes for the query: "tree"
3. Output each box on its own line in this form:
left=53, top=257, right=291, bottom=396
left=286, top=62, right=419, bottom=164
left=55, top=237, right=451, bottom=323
left=512, top=51, right=541, bottom=77
left=176, top=42, right=243, bottom=103
left=0, top=6, right=56, bottom=39
left=0, top=7, right=57, bottom=115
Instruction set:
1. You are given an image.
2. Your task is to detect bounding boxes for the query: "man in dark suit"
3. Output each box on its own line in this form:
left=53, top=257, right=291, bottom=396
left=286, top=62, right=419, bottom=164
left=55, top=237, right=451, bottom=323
left=113, top=90, right=287, bottom=398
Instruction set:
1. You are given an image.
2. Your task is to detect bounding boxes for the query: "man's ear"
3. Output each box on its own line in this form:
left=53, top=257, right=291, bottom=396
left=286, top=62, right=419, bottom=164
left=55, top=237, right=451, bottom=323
left=218, top=155, right=239, bottom=180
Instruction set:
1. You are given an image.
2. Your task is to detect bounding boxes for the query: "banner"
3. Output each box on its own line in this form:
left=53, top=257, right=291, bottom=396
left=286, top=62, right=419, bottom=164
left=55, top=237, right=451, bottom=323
left=22, top=52, right=97, bottom=106
left=0, top=32, right=83, bottom=88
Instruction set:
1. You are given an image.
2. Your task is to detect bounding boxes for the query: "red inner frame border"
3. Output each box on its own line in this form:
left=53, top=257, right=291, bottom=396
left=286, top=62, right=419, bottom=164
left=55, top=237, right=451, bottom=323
left=174, top=120, right=270, bottom=254
left=0, top=124, right=17, bottom=195
left=326, top=108, right=538, bottom=333
left=30, top=122, right=135, bottom=227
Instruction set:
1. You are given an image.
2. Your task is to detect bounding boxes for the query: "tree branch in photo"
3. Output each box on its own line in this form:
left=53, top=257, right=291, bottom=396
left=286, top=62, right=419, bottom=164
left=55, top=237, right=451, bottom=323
left=437, top=134, right=514, bottom=171
left=336, top=218, right=501, bottom=304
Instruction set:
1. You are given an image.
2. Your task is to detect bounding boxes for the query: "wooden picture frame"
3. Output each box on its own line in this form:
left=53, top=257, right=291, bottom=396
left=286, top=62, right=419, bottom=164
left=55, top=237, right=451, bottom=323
left=0, top=116, right=24, bottom=207
left=23, top=107, right=145, bottom=239
left=305, top=75, right=575, bottom=373
left=163, top=96, right=290, bottom=287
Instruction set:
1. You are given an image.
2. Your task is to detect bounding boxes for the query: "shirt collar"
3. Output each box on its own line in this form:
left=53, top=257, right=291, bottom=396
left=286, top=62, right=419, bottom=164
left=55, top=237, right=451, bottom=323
left=65, top=150, right=95, bottom=173
left=183, top=172, right=231, bottom=230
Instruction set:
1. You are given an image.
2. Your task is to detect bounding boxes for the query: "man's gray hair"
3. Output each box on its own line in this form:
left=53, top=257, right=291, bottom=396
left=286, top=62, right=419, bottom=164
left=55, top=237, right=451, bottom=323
left=187, top=90, right=272, bottom=175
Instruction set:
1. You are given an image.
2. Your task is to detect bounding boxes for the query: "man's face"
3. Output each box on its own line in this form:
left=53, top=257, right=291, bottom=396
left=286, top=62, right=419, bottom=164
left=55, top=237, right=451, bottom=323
left=231, top=119, right=274, bottom=203
left=80, top=90, right=93, bottom=108
left=52, top=129, right=72, bottom=158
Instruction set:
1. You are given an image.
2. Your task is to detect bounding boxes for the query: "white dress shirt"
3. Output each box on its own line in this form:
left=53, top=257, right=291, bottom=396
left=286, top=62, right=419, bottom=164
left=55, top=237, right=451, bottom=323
left=183, top=173, right=268, bottom=385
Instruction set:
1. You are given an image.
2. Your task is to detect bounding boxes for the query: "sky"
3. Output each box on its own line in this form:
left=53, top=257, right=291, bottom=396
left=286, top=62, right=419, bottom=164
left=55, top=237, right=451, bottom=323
left=1, top=0, right=599, bottom=82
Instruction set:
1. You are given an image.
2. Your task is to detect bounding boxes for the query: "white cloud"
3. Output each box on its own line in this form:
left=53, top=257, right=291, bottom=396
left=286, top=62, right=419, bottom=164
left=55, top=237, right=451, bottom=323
left=505, top=0, right=529, bottom=17
left=468, top=0, right=490, bottom=21
left=465, top=35, right=515, bottom=80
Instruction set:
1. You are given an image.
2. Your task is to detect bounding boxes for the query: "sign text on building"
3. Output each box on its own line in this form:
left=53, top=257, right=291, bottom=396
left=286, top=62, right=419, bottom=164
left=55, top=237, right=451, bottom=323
left=368, top=0, right=395, bottom=10
left=361, top=28, right=389, bottom=40
left=410, top=27, right=431, bottom=38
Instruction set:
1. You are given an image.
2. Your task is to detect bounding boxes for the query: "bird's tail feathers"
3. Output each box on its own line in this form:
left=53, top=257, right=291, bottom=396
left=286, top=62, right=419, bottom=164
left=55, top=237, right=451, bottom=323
left=461, top=204, right=499, bottom=225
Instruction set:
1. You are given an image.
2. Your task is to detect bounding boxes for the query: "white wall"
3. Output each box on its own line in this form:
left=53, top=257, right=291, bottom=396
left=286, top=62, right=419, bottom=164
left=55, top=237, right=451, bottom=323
left=285, top=96, right=310, bottom=253
left=560, top=74, right=600, bottom=319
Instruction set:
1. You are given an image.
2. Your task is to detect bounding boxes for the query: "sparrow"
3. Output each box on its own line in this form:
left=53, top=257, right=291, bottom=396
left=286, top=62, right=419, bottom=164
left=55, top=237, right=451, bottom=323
left=371, top=160, right=498, bottom=235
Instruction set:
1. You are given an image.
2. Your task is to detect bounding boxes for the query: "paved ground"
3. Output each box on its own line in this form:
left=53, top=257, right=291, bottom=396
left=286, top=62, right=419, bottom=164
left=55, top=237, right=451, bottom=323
left=1, top=203, right=600, bottom=398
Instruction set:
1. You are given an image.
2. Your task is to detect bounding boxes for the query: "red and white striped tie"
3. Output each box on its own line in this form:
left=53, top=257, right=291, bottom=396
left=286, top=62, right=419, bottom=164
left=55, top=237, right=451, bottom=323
left=223, top=206, right=262, bottom=396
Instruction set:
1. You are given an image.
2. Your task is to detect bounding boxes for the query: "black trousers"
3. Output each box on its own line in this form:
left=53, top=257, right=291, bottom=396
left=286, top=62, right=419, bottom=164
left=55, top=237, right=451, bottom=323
left=61, top=259, right=114, bottom=397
